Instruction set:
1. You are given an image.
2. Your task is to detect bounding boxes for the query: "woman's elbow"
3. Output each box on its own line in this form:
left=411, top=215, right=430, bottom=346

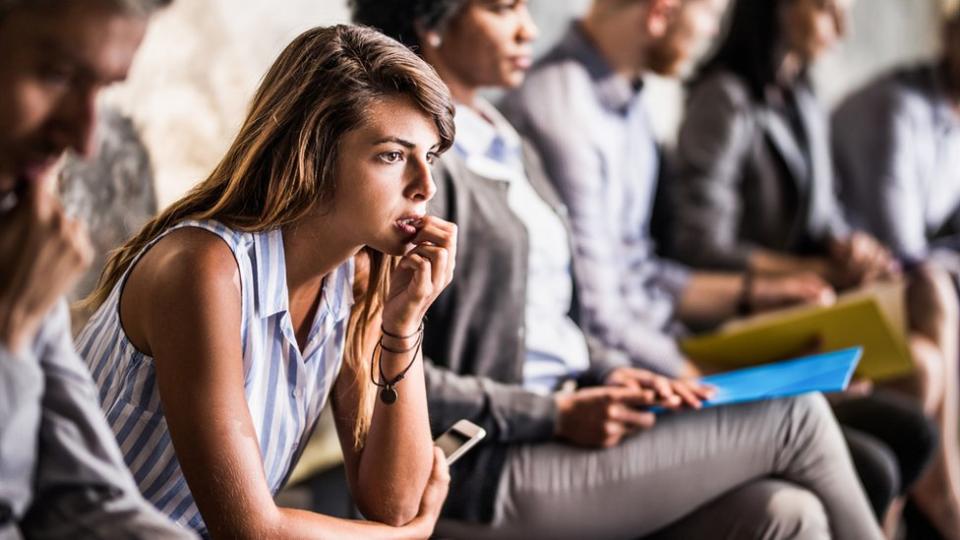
left=356, top=494, right=421, bottom=527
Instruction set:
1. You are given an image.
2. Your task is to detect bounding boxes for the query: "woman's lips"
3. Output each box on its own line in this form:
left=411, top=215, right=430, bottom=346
left=511, top=55, right=532, bottom=71
left=395, top=216, right=423, bottom=237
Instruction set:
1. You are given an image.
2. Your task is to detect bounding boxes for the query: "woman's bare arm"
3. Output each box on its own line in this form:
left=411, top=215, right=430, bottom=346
left=121, top=229, right=446, bottom=539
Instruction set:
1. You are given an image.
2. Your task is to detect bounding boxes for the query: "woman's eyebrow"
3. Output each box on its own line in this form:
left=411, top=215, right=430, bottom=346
left=372, top=136, right=416, bottom=148
left=372, top=137, right=444, bottom=151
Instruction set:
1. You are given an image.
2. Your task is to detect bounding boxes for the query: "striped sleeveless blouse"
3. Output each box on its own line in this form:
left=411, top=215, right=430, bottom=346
left=76, top=220, right=354, bottom=535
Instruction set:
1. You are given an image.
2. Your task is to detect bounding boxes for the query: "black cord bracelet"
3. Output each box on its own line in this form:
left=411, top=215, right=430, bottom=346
left=370, top=327, right=424, bottom=405
left=381, top=321, right=424, bottom=340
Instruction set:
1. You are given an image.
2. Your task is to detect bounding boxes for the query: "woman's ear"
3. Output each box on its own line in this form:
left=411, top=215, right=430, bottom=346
left=414, top=21, right=443, bottom=49
left=644, top=0, right=681, bottom=39
left=426, top=32, right=443, bottom=48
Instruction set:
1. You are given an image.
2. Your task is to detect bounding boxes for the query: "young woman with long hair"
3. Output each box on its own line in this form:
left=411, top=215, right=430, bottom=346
left=76, top=25, right=457, bottom=539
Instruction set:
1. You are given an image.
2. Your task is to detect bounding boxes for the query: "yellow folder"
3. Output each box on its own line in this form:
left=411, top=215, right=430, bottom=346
left=680, top=281, right=913, bottom=381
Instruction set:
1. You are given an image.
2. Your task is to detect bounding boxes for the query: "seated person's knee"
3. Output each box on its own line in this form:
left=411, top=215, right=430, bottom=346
left=761, top=484, right=830, bottom=539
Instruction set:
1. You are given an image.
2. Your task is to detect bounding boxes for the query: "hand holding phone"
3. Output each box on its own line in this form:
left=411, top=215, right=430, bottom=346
left=434, top=419, right=486, bottom=465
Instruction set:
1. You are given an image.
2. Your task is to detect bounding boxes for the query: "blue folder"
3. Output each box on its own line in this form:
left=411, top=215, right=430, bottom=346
left=658, top=347, right=862, bottom=413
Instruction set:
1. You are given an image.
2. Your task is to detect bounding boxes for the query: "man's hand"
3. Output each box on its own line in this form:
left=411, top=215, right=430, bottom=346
left=555, top=387, right=659, bottom=448
left=750, top=272, right=836, bottom=312
left=828, top=232, right=899, bottom=288
left=0, top=182, right=92, bottom=353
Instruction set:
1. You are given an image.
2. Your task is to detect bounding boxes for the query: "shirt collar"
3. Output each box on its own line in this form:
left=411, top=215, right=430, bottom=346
left=253, top=228, right=289, bottom=319
left=555, top=21, right=642, bottom=114
left=453, top=98, right=525, bottom=180
left=251, top=228, right=355, bottom=323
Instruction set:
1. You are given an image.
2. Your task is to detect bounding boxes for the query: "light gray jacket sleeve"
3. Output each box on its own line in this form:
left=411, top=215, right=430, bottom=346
left=0, top=344, right=44, bottom=519
left=673, top=74, right=758, bottom=270
left=19, top=301, right=194, bottom=539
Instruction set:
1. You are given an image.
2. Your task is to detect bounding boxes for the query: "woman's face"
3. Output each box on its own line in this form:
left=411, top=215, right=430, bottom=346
left=781, top=0, right=852, bottom=63
left=432, top=0, right=538, bottom=91
left=331, top=94, right=442, bottom=256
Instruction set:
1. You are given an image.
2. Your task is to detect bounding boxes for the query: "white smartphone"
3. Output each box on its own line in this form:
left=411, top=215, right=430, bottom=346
left=434, top=419, right=486, bottom=465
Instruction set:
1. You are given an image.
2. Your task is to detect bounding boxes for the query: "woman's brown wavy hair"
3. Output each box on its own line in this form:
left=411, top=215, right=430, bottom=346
left=82, top=24, right=455, bottom=446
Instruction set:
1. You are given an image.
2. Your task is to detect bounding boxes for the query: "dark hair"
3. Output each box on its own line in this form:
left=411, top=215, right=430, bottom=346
left=694, top=0, right=791, bottom=100
left=349, top=0, right=469, bottom=50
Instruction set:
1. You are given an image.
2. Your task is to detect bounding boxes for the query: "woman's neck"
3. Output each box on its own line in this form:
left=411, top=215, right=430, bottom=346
left=281, top=213, right=361, bottom=296
left=422, top=48, right=479, bottom=107
left=775, top=48, right=804, bottom=89
left=939, top=58, right=960, bottom=111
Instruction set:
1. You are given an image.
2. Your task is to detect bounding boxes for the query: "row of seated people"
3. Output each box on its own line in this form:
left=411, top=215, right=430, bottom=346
left=4, top=0, right=960, bottom=539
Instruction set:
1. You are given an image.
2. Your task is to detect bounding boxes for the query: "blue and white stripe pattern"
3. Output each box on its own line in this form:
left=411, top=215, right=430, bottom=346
left=76, top=220, right=354, bottom=536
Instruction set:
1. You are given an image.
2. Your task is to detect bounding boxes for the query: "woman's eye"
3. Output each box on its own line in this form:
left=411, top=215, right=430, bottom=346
left=487, top=0, right=519, bottom=13
left=426, top=152, right=439, bottom=165
left=380, top=151, right=404, bottom=164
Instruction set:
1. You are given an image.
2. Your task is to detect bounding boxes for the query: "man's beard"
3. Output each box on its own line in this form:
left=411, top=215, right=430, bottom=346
left=645, top=39, right=685, bottom=77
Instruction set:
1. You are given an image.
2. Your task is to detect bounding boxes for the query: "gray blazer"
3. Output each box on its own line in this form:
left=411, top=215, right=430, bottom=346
left=671, top=71, right=849, bottom=270
left=423, top=143, right=625, bottom=523
left=833, top=63, right=960, bottom=259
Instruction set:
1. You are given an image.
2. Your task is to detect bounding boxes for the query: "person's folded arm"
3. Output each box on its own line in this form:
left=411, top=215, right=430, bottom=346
left=135, top=232, right=438, bottom=540
left=20, top=301, right=195, bottom=539
left=332, top=313, right=432, bottom=527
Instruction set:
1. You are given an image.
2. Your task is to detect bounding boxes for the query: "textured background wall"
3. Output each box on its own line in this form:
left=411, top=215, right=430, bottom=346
left=100, top=0, right=945, bottom=207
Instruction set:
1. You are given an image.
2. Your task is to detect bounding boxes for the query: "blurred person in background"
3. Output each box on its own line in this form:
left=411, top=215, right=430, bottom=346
left=672, top=0, right=960, bottom=536
left=0, top=0, right=195, bottom=537
left=503, top=0, right=938, bottom=533
left=833, top=4, right=960, bottom=269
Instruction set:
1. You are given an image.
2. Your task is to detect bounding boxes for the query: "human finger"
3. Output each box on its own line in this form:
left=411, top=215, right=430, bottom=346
left=398, top=253, right=433, bottom=300
left=609, top=403, right=656, bottom=430
left=408, top=244, right=448, bottom=289
left=649, top=375, right=677, bottom=402
left=612, top=387, right=658, bottom=408
left=670, top=380, right=704, bottom=409
left=412, top=216, right=457, bottom=249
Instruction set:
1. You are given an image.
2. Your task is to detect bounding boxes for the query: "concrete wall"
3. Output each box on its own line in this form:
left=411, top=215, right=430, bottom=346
left=102, top=0, right=944, bottom=206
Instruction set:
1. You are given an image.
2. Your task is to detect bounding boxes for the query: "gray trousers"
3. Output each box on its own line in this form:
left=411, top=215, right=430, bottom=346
left=437, top=394, right=882, bottom=540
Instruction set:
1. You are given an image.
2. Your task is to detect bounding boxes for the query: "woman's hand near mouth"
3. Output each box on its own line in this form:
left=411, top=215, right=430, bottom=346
left=382, top=215, right=458, bottom=336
